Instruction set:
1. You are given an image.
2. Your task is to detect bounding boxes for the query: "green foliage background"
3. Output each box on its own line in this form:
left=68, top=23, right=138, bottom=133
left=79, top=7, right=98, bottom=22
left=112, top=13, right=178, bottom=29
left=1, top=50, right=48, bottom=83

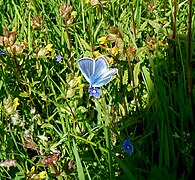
left=0, top=0, right=194, bottom=179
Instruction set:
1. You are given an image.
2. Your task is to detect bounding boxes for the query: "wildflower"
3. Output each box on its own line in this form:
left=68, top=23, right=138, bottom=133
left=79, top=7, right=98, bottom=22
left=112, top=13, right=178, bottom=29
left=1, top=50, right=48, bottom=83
left=146, top=37, right=156, bottom=50
left=106, top=34, right=117, bottom=41
left=71, top=11, right=77, bottom=18
left=127, top=44, right=136, bottom=59
left=37, top=48, right=47, bottom=58
left=65, top=11, right=77, bottom=25
left=93, top=51, right=102, bottom=58
left=7, top=44, right=26, bottom=56
left=32, top=17, right=43, bottom=29
left=43, top=154, right=60, bottom=175
left=37, top=44, right=53, bottom=58
left=13, top=97, right=19, bottom=109
left=56, top=54, right=62, bottom=62
left=116, top=38, right=124, bottom=50
left=122, top=139, right=134, bottom=156
left=111, top=45, right=118, bottom=56
left=38, top=171, right=47, bottom=179
left=88, top=0, right=100, bottom=5
left=97, top=36, right=107, bottom=44
left=0, top=50, right=6, bottom=54
left=38, top=135, right=48, bottom=141
left=147, top=2, right=155, bottom=13
left=30, top=107, right=36, bottom=114
left=108, top=57, right=114, bottom=65
left=21, top=139, right=40, bottom=153
left=88, top=87, right=101, bottom=98
left=0, top=160, right=16, bottom=171
left=10, top=112, right=20, bottom=125
left=60, top=3, right=72, bottom=21
left=45, top=44, right=53, bottom=52
left=27, top=166, right=46, bottom=179
left=12, top=27, right=17, bottom=34
left=0, top=27, right=16, bottom=47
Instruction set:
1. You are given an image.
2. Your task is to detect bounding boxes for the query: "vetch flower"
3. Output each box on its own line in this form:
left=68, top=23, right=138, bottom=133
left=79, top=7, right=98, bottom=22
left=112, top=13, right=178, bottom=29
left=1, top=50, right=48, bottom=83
left=56, top=54, right=62, bottom=62
left=122, top=139, right=134, bottom=156
left=88, top=87, right=101, bottom=98
left=0, top=50, right=6, bottom=54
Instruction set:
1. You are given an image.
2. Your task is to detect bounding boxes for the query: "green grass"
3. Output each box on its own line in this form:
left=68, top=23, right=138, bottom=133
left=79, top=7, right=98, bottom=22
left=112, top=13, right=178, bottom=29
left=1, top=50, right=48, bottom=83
left=0, top=0, right=194, bottom=179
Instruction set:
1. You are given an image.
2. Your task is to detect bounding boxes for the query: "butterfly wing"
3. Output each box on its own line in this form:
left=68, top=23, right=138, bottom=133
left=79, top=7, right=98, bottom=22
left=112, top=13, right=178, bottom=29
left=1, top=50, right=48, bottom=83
left=92, top=68, right=118, bottom=87
left=90, top=56, right=118, bottom=87
left=78, top=58, right=95, bottom=84
left=90, top=56, right=109, bottom=86
left=94, top=56, right=109, bottom=78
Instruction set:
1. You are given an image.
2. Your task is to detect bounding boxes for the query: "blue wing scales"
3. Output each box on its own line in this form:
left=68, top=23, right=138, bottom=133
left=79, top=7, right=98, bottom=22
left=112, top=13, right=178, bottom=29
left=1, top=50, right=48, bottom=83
left=78, top=58, right=95, bottom=84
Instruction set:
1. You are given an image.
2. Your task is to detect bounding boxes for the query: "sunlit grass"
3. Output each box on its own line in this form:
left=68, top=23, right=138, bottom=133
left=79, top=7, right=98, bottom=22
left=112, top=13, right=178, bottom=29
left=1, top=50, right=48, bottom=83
left=0, top=0, right=194, bottom=179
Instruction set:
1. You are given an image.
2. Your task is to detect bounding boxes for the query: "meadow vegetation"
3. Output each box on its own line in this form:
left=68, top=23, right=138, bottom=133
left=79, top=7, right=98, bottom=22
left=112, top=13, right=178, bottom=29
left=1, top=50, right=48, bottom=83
left=0, top=0, right=194, bottom=179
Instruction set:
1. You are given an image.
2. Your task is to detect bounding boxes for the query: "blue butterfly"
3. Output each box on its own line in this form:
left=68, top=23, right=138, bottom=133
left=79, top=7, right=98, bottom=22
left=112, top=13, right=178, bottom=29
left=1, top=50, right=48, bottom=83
left=78, top=56, right=118, bottom=87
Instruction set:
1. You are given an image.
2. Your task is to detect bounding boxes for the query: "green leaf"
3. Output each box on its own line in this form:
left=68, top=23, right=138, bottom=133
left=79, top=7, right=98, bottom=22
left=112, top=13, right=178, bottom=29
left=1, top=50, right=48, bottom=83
left=73, top=140, right=85, bottom=180
left=133, top=62, right=140, bottom=87
left=19, top=92, right=29, bottom=97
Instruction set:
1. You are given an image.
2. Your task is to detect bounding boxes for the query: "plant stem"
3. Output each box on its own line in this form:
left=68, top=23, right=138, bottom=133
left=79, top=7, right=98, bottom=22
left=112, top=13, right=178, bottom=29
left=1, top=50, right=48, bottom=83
left=187, top=0, right=195, bottom=120
left=172, top=0, right=177, bottom=67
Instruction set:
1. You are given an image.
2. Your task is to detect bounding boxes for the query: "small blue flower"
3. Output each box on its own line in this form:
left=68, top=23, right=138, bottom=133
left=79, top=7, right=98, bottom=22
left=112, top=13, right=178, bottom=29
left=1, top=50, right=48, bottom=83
left=88, top=87, right=101, bottom=98
left=122, top=139, right=134, bottom=156
left=0, top=50, right=6, bottom=55
left=56, top=54, right=62, bottom=62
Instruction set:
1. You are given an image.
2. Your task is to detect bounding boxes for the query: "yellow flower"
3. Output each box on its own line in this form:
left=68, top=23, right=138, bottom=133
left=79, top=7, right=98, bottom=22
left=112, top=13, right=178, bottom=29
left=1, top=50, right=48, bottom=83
left=23, top=41, right=28, bottom=47
left=30, top=166, right=35, bottom=174
left=109, top=57, right=114, bottom=65
left=12, top=27, right=17, bottom=34
left=71, top=11, right=77, bottom=18
left=93, top=51, right=102, bottom=58
left=13, top=98, right=19, bottom=109
left=158, top=40, right=166, bottom=47
left=97, top=36, right=107, bottom=44
left=77, top=84, right=85, bottom=89
left=86, top=0, right=90, bottom=3
left=112, top=45, right=118, bottom=56
left=38, top=171, right=46, bottom=179
left=45, top=44, right=53, bottom=52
